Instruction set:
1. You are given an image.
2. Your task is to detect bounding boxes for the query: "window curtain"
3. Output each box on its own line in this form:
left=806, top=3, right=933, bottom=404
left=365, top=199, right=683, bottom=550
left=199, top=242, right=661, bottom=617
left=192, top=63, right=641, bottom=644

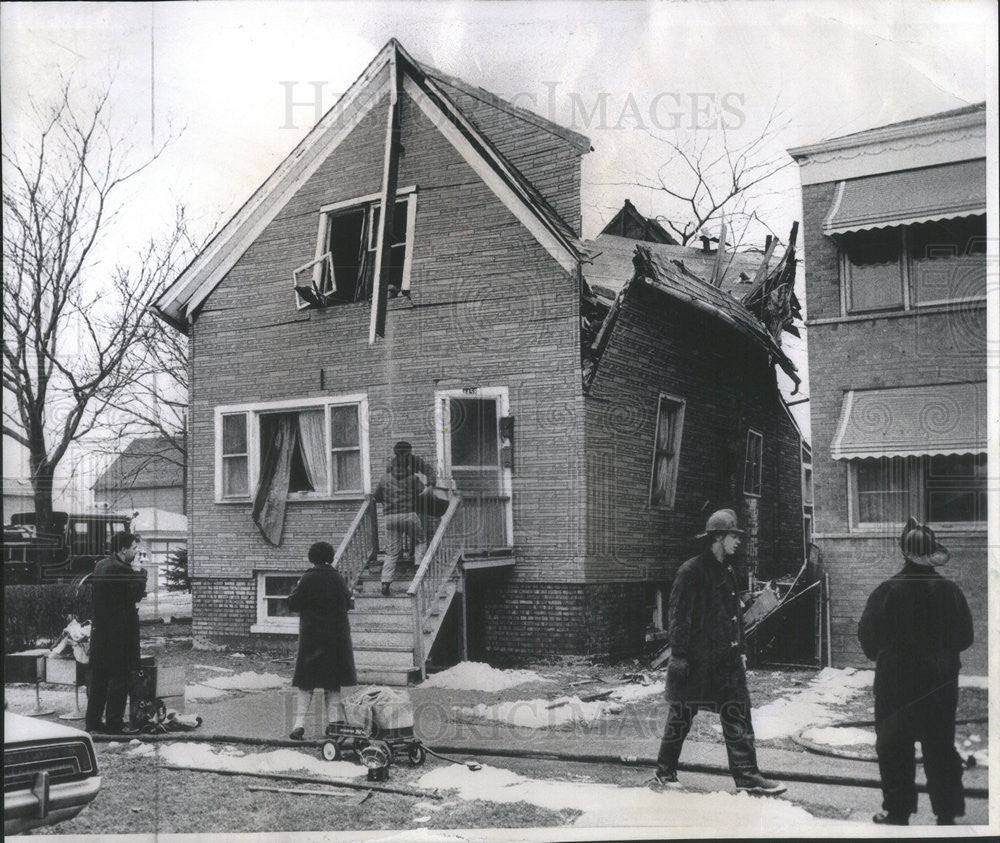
left=252, top=415, right=296, bottom=545
left=297, top=410, right=327, bottom=492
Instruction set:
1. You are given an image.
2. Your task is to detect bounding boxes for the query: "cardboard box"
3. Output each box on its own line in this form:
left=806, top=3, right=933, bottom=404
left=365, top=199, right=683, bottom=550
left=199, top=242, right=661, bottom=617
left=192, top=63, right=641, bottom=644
left=154, top=666, right=185, bottom=698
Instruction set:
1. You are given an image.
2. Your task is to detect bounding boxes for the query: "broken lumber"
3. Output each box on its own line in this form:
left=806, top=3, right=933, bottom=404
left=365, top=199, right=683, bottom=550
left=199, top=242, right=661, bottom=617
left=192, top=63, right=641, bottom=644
left=248, top=784, right=360, bottom=799
left=161, top=764, right=442, bottom=800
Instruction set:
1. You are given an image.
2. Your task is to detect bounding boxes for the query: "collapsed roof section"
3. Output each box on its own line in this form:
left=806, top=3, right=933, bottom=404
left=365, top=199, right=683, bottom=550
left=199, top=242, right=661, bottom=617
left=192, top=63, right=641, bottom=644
left=581, top=243, right=799, bottom=392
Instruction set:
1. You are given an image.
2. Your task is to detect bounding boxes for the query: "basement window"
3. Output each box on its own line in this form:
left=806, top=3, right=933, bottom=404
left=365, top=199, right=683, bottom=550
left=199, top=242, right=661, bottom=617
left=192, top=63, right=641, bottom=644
left=253, top=572, right=300, bottom=633
left=297, top=189, right=416, bottom=309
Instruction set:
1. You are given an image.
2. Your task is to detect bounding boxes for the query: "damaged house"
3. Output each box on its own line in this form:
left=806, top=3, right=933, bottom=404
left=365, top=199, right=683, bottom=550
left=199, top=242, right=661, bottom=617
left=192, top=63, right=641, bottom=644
left=154, top=40, right=806, bottom=682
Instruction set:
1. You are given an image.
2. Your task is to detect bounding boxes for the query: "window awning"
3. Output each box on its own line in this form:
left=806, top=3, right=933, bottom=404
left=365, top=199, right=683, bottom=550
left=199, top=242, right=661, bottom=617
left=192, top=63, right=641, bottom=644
left=831, top=382, right=987, bottom=460
left=823, top=159, right=986, bottom=235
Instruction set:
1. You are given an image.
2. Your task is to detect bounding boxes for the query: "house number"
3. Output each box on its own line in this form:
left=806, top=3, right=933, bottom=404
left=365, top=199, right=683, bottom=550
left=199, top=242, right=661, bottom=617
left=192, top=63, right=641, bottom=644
left=462, top=387, right=479, bottom=394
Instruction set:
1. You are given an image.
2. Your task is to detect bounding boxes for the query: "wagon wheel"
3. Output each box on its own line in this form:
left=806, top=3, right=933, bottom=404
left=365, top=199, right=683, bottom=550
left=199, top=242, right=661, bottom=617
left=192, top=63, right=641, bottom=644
left=371, top=739, right=393, bottom=768
left=407, top=743, right=426, bottom=766
left=321, top=740, right=340, bottom=762
left=352, top=738, right=368, bottom=757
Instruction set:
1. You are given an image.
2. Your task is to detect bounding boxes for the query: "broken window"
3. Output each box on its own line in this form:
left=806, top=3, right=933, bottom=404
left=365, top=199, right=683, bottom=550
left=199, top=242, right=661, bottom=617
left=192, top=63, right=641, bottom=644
left=743, top=428, right=763, bottom=497
left=649, top=394, right=685, bottom=508
left=297, top=192, right=415, bottom=309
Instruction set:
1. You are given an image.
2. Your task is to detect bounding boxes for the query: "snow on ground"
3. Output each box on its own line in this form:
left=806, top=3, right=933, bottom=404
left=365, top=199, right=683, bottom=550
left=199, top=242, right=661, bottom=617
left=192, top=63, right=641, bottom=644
left=959, top=675, right=989, bottom=689
left=801, top=725, right=875, bottom=747
left=417, top=762, right=859, bottom=832
left=454, top=696, right=624, bottom=729
left=201, top=671, right=287, bottom=691
left=751, top=667, right=874, bottom=741
left=127, top=740, right=365, bottom=781
left=421, top=662, right=552, bottom=692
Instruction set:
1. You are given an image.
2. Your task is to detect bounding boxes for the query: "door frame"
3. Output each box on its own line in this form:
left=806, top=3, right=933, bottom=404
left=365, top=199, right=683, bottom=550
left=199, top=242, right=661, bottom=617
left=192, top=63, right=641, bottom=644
left=434, top=386, right=512, bottom=546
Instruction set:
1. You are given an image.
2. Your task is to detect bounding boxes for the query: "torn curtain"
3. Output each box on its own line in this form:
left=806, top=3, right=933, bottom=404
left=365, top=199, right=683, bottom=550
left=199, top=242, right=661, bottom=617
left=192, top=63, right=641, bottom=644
left=252, top=415, right=296, bottom=545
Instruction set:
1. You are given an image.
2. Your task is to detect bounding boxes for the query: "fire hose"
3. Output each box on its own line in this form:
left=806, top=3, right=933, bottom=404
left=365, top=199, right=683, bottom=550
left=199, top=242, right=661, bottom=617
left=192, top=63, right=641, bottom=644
left=93, top=732, right=988, bottom=798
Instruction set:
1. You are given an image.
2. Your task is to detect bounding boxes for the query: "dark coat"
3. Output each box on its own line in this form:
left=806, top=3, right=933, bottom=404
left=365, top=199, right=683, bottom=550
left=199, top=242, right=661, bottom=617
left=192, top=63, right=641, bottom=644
left=858, top=561, right=973, bottom=724
left=374, top=455, right=432, bottom=515
left=666, top=549, right=746, bottom=706
left=89, top=554, right=147, bottom=674
left=288, top=565, right=357, bottom=690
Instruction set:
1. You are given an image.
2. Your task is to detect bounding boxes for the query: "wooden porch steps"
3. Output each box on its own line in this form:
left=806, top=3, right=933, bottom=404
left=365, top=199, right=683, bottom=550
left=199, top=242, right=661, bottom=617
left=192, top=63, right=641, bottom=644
left=347, top=555, right=458, bottom=686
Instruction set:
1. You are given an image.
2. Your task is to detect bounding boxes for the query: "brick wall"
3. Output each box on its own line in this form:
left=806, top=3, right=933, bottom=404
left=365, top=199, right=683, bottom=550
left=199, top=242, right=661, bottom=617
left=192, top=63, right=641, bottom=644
left=801, top=179, right=988, bottom=672
left=584, top=282, right=805, bottom=586
left=469, top=575, right=648, bottom=661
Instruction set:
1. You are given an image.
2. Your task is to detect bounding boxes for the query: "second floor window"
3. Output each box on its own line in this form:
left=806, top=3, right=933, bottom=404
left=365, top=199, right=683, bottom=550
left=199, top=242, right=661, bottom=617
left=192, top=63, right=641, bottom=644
left=298, top=190, right=415, bottom=309
left=841, top=214, right=985, bottom=314
left=649, top=394, right=685, bottom=508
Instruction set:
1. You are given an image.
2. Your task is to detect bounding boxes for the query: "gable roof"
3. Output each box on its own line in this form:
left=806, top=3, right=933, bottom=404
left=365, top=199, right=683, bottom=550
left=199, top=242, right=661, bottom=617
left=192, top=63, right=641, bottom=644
left=583, top=233, right=764, bottom=301
left=599, top=200, right=678, bottom=244
left=153, top=40, right=589, bottom=332
left=92, top=437, right=184, bottom=492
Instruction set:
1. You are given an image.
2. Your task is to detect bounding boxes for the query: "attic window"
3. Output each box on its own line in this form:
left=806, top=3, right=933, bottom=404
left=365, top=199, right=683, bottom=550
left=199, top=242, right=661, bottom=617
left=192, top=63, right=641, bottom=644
left=297, top=189, right=416, bottom=309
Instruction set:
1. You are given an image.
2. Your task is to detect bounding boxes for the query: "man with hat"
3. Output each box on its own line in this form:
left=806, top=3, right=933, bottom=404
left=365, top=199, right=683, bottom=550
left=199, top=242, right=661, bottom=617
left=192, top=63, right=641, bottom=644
left=373, top=441, right=434, bottom=596
left=859, top=517, right=973, bottom=826
left=653, top=509, right=785, bottom=795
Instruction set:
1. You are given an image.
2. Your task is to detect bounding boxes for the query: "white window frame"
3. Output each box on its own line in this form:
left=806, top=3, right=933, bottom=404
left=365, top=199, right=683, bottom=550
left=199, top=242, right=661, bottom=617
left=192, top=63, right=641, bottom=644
left=251, top=571, right=300, bottom=634
left=219, top=412, right=250, bottom=500
left=802, top=464, right=813, bottom=505
left=847, top=455, right=987, bottom=532
left=648, top=393, right=686, bottom=509
left=299, top=186, right=417, bottom=310
left=743, top=428, right=764, bottom=498
left=214, top=394, right=371, bottom=503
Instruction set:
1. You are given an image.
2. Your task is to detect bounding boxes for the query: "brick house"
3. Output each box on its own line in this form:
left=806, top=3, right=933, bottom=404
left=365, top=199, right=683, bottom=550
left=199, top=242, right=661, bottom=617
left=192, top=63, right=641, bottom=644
left=154, top=41, right=805, bottom=681
left=789, top=104, right=988, bottom=673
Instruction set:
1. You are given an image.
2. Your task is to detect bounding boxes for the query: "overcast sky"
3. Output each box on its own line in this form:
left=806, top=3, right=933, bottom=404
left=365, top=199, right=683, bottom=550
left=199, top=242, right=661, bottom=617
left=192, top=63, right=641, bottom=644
left=2, top=0, right=996, bottom=484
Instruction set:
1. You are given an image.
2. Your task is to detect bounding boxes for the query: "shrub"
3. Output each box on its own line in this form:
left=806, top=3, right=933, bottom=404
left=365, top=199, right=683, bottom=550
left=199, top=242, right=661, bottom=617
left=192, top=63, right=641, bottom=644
left=163, top=547, right=190, bottom=592
left=4, top=582, right=93, bottom=654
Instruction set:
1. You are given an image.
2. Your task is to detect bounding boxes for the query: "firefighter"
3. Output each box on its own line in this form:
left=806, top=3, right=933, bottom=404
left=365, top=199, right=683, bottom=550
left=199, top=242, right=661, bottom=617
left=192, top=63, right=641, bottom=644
left=859, top=518, right=973, bottom=826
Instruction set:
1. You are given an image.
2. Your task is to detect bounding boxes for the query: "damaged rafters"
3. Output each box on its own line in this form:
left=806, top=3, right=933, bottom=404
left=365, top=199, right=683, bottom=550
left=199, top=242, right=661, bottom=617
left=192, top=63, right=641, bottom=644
left=740, top=222, right=802, bottom=347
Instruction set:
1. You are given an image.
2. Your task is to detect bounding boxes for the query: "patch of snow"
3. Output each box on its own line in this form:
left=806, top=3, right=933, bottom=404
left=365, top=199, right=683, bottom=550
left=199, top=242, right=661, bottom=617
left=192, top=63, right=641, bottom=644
left=416, top=763, right=859, bottom=832
left=802, top=726, right=876, bottom=747
left=230, top=652, right=247, bottom=659
left=202, top=671, right=287, bottom=691
left=751, top=667, right=873, bottom=741
left=454, top=696, right=623, bottom=729
left=193, top=664, right=234, bottom=674
left=4, top=686, right=78, bottom=714
left=959, top=675, right=988, bottom=689
left=421, top=662, right=553, bottom=692
left=186, top=683, right=230, bottom=702
left=127, top=741, right=366, bottom=780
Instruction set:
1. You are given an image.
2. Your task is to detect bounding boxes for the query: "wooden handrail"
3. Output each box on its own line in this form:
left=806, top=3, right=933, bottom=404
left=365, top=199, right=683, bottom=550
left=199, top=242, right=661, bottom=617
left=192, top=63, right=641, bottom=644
left=332, top=496, right=379, bottom=592
left=406, top=494, right=464, bottom=678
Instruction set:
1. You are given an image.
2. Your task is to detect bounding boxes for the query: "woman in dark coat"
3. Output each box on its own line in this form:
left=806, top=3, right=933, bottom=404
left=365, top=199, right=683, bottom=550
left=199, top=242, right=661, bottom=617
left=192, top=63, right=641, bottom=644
left=287, top=541, right=357, bottom=740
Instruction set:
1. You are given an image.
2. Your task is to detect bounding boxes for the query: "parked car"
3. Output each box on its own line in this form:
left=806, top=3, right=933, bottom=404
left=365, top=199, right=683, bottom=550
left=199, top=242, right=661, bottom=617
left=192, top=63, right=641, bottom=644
left=4, top=712, right=101, bottom=835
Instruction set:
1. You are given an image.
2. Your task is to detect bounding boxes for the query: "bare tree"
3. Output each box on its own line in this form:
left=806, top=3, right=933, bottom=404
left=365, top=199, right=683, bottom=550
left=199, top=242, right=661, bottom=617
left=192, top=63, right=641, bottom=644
left=2, top=81, right=187, bottom=533
left=606, top=107, right=793, bottom=249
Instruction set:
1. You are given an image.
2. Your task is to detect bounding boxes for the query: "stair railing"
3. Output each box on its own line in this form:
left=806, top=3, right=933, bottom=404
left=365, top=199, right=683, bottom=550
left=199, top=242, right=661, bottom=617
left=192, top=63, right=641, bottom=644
left=407, top=493, right=464, bottom=677
left=332, top=496, right=379, bottom=592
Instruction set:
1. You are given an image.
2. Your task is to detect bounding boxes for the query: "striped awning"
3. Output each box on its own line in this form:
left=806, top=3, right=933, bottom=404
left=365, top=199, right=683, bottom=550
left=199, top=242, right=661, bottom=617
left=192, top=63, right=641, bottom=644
left=823, top=159, right=986, bottom=235
left=831, top=382, right=987, bottom=460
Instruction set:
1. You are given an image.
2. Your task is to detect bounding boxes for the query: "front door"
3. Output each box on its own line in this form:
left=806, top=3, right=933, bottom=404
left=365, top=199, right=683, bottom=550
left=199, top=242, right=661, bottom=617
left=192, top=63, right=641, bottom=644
left=435, top=388, right=511, bottom=549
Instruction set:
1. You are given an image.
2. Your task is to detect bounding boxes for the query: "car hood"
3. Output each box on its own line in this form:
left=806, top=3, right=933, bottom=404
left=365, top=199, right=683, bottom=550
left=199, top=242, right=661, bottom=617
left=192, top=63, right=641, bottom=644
left=4, top=711, right=92, bottom=744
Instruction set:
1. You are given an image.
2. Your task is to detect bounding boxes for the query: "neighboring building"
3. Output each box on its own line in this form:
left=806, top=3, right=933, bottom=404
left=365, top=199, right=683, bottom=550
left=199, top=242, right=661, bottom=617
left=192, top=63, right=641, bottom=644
left=153, top=40, right=805, bottom=678
left=2, top=477, right=34, bottom=521
left=599, top=198, right=679, bottom=245
left=131, top=508, right=187, bottom=570
left=790, top=104, right=987, bottom=673
left=92, top=437, right=185, bottom=515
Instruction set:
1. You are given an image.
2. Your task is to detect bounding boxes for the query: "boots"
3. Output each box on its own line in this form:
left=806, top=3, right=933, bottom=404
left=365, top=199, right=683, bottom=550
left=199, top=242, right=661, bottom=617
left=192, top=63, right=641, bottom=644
left=381, top=582, right=391, bottom=596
